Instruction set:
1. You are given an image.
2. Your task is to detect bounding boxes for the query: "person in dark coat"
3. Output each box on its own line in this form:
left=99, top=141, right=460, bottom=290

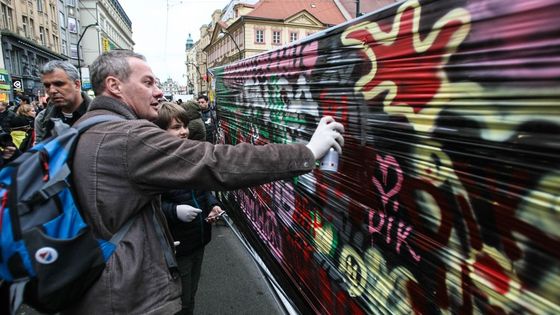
left=197, top=95, right=217, bottom=143
left=181, top=100, right=206, bottom=141
left=0, top=101, right=15, bottom=133
left=0, top=132, right=19, bottom=168
left=35, top=61, right=91, bottom=143
left=154, top=101, right=224, bottom=315
left=9, top=103, right=36, bottom=151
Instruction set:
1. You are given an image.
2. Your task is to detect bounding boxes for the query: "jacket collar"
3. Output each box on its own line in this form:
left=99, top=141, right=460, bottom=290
left=87, top=95, right=139, bottom=120
left=48, top=91, right=91, bottom=117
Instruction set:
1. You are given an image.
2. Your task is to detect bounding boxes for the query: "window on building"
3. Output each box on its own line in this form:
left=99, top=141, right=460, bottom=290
left=70, top=44, right=78, bottom=59
left=255, top=29, right=264, bottom=44
left=68, top=17, right=77, bottom=33
left=59, top=11, right=65, bottom=28
left=10, top=49, right=23, bottom=75
left=39, top=27, right=45, bottom=45
left=30, top=18, right=35, bottom=38
left=52, top=34, right=59, bottom=51
left=290, top=32, right=298, bottom=42
left=61, top=39, right=68, bottom=56
left=67, top=0, right=76, bottom=6
left=37, top=0, right=44, bottom=12
left=1, top=4, right=14, bottom=31
left=22, top=16, right=28, bottom=37
left=272, top=30, right=281, bottom=45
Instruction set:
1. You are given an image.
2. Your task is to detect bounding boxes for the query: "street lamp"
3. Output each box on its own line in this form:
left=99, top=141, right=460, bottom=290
left=220, top=29, right=243, bottom=60
left=77, top=22, right=99, bottom=88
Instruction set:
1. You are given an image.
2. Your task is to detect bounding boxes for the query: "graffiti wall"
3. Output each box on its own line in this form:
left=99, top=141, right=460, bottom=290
left=212, top=0, right=560, bottom=313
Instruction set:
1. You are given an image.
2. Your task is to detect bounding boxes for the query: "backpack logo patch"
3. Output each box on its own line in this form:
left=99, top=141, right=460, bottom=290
left=35, top=247, right=58, bottom=264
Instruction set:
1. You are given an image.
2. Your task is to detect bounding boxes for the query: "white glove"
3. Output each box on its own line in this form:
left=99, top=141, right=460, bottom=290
left=176, top=205, right=202, bottom=222
left=306, top=116, right=345, bottom=160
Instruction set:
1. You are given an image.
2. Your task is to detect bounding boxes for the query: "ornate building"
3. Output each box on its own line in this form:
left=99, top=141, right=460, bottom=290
left=204, top=0, right=347, bottom=68
left=0, top=0, right=63, bottom=102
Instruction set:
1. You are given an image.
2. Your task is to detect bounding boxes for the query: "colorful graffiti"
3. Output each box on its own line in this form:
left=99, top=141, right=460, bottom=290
left=212, top=0, right=560, bottom=314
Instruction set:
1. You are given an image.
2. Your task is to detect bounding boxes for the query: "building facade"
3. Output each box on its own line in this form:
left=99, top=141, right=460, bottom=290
left=204, top=0, right=347, bottom=69
left=57, top=0, right=82, bottom=69
left=0, top=0, right=64, bottom=102
left=77, top=0, right=133, bottom=90
left=337, top=0, right=398, bottom=19
left=184, top=0, right=400, bottom=96
left=185, top=33, right=199, bottom=95
left=0, top=0, right=135, bottom=102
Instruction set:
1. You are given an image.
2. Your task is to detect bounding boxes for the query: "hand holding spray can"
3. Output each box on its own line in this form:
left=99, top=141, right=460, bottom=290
left=319, top=147, right=339, bottom=172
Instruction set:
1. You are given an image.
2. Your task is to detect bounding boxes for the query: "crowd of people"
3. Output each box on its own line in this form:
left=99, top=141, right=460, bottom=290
left=0, top=94, right=39, bottom=165
left=0, top=50, right=344, bottom=314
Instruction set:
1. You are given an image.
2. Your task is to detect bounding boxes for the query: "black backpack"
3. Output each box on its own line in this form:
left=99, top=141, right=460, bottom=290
left=0, top=115, right=133, bottom=314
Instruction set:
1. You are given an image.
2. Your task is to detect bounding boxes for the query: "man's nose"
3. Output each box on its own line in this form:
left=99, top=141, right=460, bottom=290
left=154, top=86, right=164, bottom=98
left=46, top=85, right=57, bottom=94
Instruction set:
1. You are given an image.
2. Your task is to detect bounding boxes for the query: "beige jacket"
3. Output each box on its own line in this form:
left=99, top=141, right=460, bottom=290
left=64, top=96, right=314, bottom=314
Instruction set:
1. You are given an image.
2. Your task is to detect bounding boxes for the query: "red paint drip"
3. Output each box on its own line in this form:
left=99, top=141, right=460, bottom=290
left=473, top=253, right=510, bottom=295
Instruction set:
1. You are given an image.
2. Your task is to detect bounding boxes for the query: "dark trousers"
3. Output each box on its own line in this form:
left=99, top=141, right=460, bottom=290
left=175, top=248, right=205, bottom=315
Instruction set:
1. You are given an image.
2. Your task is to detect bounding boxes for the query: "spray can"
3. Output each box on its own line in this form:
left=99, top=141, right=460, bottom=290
left=319, top=148, right=339, bottom=172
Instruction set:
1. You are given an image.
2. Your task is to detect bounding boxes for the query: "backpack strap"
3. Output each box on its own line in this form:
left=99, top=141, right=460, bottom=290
left=23, top=163, right=70, bottom=205
left=9, top=280, right=27, bottom=315
left=150, top=207, right=179, bottom=273
left=74, top=114, right=126, bottom=134
left=108, top=213, right=137, bottom=246
left=22, top=115, right=125, bottom=207
left=73, top=113, right=131, bottom=245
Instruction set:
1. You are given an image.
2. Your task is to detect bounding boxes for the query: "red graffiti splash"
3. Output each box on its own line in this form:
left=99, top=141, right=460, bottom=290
left=473, top=252, right=511, bottom=295
left=319, top=90, right=349, bottom=127
left=345, top=7, right=464, bottom=110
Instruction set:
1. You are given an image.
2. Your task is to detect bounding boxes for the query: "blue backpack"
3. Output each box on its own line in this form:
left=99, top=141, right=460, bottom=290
left=0, top=115, right=131, bottom=314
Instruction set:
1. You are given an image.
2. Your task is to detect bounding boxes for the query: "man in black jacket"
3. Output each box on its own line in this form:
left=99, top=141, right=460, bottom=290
left=0, top=101, right=15, bottom=133
left=35, top=61, right=91, bottom=143
left=197, top=94, right=216, bottom=143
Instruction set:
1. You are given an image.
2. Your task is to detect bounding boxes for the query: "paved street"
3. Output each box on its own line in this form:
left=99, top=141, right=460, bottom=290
left=194, top=217, right=286, bottom=315
left=17, top=217, right=287, bottom=315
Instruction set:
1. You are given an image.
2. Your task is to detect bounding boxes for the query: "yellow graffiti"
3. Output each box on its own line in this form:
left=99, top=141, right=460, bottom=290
left=364, top=247, right=417, bottom=314
left=513, top=171, right=560, bottom=310
left=341, top=0, right=560, bottom=141
left=412, top=139, right=475, bottom=247
left=339, top=245, right=367, bottom=297
left=341, top=0, right=471, bottom=133
left=310, top=212, right=338, bottom=257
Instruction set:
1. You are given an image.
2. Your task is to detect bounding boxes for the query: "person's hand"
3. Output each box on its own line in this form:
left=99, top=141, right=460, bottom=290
left=306, top=116, right=345, bottom=160
left=1, top=146, right=17, bottom=160
left=205, top=206, right=224, bottom=223
left=176, top=205, right=202, bottom=222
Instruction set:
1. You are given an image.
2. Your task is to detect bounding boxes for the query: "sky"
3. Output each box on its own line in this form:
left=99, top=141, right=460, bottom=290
left=119, top=0, right=231, bottom=85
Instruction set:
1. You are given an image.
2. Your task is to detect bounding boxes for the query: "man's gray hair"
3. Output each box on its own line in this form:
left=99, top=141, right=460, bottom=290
left=40, top=60, right=80, bottom=81
left=90, top=50, right=146, bottom=96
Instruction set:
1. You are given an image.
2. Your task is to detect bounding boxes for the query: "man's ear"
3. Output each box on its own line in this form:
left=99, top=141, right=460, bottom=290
left=105, top=76, right=121, bottom=96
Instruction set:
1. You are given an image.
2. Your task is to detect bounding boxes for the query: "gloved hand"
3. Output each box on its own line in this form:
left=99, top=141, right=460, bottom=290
left=306, top=116, right=345, bottom=160
left=176, top=205, right=202, bottom=222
